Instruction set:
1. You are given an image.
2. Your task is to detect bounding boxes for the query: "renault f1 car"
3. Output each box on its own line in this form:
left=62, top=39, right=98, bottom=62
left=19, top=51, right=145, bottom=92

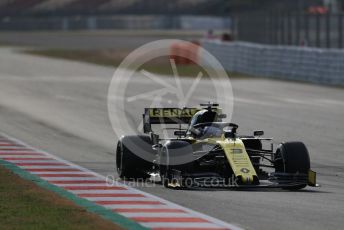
left=116, top=103, right=317, bottom=190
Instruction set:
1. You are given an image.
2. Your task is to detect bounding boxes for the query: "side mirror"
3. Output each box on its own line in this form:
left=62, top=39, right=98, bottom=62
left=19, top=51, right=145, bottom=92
left=174, top=130, right=186, bottom=137
left=253, top=130, right=264, bottom=137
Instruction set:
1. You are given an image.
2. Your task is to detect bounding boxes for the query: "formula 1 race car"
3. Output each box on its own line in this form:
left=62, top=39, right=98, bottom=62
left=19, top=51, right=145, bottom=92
left=116, top=103, right=317, bottom=190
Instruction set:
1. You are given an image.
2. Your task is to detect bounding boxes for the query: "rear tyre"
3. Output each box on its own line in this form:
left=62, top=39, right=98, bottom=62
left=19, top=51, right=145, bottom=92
left=116, top=135, right=155, bottom=180
left=275, top=142, right=310, bottom=190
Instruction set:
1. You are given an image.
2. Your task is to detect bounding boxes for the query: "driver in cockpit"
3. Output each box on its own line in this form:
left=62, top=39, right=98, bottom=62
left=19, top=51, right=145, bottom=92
left=187, top=109, right=223, bottom=138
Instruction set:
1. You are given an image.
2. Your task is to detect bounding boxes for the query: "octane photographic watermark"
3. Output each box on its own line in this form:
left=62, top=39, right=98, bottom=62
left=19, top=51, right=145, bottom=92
left=107, top=39, right=233, bottom=165
left=105, top=174, right=159, bottom=188
left=105, top=174, right=240, bottom=188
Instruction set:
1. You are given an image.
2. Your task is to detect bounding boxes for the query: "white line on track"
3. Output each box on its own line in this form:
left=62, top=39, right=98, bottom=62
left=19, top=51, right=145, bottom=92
left=51, top=183, right=110, bottom=186
left=69, top=190, right=139, bottom=194
left=6, top=160, right=61, bottom=163
left=101, top=204, right=172, bottom=209
left=40, top=177, right=100, bottom=181
left=30, top=171, right=91, bottom=175
left=121, top=212, right=194, bottom=218
left=0, top=155, right=50, bottom=158
left=141, top=222, right=226, bottom=228
left=21, top=165, right=76, bottom=169
left=84, top=197, right=157, bottom=202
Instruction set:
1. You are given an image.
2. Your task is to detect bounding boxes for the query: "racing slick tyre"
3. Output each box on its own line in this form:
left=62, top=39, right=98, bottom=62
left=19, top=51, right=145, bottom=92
left=116, top=135, right=155, bottom=180
left=160, top=141, right=193, bottom=188
left=275, top=142, right=310, bottom=190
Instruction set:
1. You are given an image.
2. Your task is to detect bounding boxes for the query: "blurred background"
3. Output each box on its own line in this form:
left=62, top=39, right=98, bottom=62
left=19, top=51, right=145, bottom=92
left=1, top=0, right=344, bottom=85
left=0, top=0, right=344, bottom=48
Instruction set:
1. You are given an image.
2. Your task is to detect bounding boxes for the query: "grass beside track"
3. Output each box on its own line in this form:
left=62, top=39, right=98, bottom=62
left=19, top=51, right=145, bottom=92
left=0, top=165, right=122, bottom=230
left=25, top=49, right=249, bottom=79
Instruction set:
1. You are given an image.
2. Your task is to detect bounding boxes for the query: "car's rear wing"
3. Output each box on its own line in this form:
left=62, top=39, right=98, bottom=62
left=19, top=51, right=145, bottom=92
left=143, top=108, right=199, bottom=133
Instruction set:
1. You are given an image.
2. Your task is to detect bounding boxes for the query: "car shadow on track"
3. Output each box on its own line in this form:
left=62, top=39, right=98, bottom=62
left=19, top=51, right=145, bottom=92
left=116, top=178, right=331, bottom=194
left=174, top=187, right=331, bottom=193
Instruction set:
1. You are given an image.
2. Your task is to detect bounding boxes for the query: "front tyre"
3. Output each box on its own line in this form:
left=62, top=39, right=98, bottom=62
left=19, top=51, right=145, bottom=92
left=275, top=142, right=310, bottom=190
left=159, top=141, right=193, bottom=188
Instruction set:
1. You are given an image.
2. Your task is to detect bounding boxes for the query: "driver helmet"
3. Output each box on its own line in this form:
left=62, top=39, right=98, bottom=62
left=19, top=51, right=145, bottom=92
left=187, top=109, right=220, bottom=137
left=190, top=109, right=218, bottom=127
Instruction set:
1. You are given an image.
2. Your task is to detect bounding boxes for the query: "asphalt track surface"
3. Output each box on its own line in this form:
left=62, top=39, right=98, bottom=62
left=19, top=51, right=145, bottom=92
left=0, top=47, right=344, bottom=230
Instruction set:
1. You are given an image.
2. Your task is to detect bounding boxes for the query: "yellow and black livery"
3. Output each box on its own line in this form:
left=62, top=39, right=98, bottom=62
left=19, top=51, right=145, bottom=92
left=116, top=103, right=317, bottom=190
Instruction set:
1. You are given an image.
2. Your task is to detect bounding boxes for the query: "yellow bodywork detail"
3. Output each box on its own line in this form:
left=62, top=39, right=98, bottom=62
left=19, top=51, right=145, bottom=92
left=217, top=139, right=258, bottom=184
left=308, top=170, right=317, bottom=186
